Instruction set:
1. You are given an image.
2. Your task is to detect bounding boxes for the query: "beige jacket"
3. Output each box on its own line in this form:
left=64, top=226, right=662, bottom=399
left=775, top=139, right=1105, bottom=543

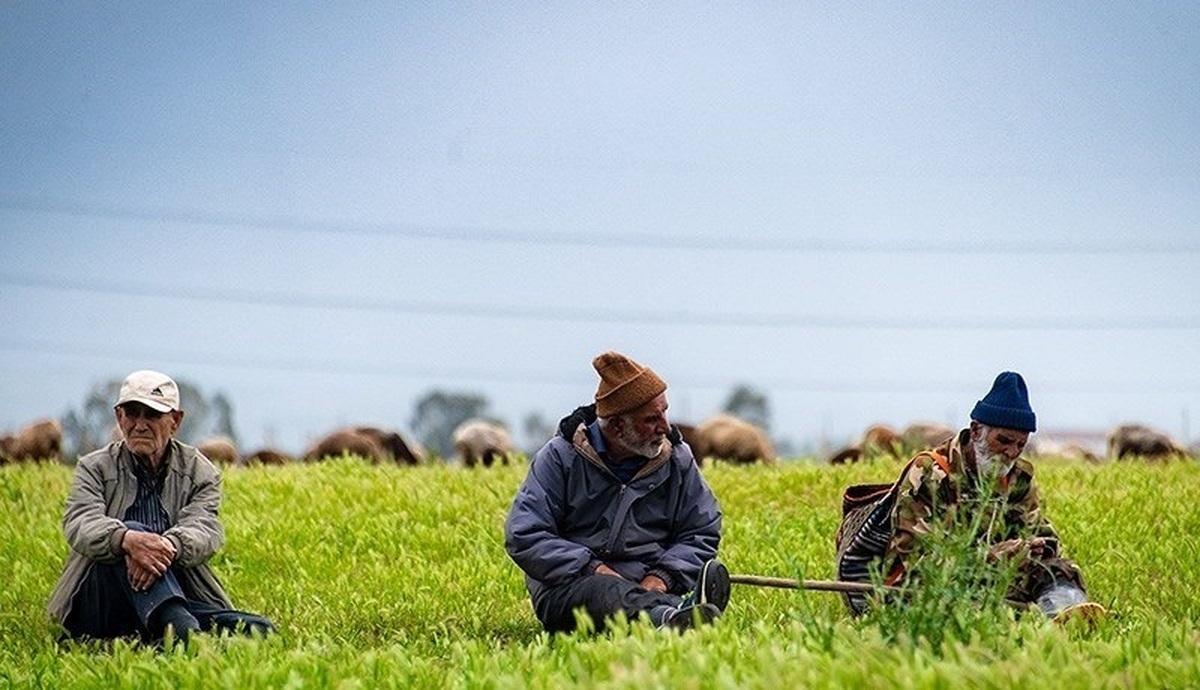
left=47, top=439, right=234, bottom=626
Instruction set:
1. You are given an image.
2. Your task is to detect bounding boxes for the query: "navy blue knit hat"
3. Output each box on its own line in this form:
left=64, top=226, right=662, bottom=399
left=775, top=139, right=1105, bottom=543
left=970, top=371, right=1036, bottom=432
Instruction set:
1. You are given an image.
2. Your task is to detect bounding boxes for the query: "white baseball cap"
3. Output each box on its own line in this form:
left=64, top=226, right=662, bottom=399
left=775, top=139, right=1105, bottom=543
left=115, top=370, right=181, bottom=412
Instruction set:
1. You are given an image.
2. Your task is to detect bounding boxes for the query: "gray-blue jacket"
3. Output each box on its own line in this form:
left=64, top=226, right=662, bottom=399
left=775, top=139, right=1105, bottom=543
left=504, top=408, right=722, bottom=605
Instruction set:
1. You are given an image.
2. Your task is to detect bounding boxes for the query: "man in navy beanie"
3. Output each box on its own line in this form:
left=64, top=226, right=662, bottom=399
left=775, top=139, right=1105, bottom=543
left=836, top=371, right=1099, bottom=621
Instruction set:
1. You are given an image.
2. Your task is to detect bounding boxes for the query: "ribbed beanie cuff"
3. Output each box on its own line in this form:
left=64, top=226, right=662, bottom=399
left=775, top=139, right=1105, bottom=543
left=593, top=351, right=667, bottom=417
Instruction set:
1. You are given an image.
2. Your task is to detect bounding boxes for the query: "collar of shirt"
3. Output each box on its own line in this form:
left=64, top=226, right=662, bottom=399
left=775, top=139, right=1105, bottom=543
left=586, top=419, right=609, bottom=457
left=131, top=454, right=165, bottom=486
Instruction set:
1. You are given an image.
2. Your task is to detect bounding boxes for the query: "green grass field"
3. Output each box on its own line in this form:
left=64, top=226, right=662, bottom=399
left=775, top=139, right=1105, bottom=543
left=2, top=456, right=1198, bottom=689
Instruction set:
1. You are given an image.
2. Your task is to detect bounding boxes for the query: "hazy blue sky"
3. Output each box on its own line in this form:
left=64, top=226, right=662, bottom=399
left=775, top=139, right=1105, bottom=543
left=2, top=3, right=1197, bottom=456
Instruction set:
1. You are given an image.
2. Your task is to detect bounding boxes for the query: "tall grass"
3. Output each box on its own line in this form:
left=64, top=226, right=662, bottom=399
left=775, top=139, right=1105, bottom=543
left=1, top=456, right=1197, bottom=688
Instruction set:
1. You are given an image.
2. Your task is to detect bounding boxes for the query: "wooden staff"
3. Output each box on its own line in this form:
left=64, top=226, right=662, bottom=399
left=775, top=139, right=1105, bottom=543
left=729, top=574, right=894, bottom=594
left=731, top=574, right=1038, bottom=612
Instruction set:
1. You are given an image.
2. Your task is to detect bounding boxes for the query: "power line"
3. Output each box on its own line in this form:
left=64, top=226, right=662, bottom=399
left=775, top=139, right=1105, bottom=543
left=2, top=339, right=1196, bottom=394
left=4, top=272, right=1199, bottom=330
left=2, top=193, right=1197, bottom=254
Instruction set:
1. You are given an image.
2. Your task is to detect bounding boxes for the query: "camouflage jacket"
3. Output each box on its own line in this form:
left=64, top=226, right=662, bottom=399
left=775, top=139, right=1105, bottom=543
left=886, top=428, right=1063, bottom=587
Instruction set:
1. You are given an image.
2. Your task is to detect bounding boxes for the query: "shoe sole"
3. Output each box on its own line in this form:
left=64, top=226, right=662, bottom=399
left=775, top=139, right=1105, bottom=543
left=663, top=602, right=721, bottom=631
left=698, top=560, right=731, bottom=611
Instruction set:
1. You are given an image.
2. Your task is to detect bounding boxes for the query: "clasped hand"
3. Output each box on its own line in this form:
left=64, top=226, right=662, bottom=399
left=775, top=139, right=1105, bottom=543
left=595, top=563, right=668, bottom=593
left=122, top=530, right=177, bottom=592
left=987, top=536, right=1053, bottom=563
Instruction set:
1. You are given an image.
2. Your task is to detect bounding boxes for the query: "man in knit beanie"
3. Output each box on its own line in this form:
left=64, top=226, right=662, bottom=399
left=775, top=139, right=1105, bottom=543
left=505, top=351, right=729, bottom=633
left=835, top=371, right=1101, bottom=623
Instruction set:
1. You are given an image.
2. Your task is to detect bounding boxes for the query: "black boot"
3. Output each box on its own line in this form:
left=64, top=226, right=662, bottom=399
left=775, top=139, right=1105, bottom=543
left=149, top=600, right=201, bottom=645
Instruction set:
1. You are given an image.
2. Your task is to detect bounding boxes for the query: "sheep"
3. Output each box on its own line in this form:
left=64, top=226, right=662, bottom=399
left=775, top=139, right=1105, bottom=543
left=353, top=426, right=424, bottom=465
left=304, top=428, right=388, bottom=463
left=452, top=419, right=514, bottom=467
left=304, top=426, right=424, bottom=465
left=196, top=435, right=239, bottom=466
left=241, top=448, right=293, bottom=466
left=0, top=418, right=62, bottom=464
left=1107, top=423, right=1190, bottom=462
left=827, top=423, right=905, bottom=464
left=901, top=421, right=955, bottom=452
left=1029, top=439, right=1102, bottom=464
left=691, top=414, right=776, bottom=465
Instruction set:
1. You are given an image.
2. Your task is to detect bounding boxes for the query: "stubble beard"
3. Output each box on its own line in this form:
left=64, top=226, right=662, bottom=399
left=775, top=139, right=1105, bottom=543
left=616, top=424, right=665, bottom=459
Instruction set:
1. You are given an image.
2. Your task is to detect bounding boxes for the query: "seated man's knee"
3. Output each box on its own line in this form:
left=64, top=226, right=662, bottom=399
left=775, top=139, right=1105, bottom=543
left=124, top=520, right=153, bottom=533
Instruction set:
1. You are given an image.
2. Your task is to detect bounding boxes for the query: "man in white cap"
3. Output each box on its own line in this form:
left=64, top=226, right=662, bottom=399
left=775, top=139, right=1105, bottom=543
left=505, top=351, right=729, bottom=633
left=47, top=370, right=274, bottom=644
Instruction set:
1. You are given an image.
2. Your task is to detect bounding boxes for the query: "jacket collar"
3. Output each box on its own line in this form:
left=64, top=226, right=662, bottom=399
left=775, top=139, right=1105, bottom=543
left=569, top=421, right=671, bottom=482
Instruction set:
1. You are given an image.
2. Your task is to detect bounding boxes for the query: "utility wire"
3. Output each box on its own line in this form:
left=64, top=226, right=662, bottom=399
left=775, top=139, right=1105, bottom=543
left=2, top=193, right=1197, bottom=254
left=3, top=272, right=1198, bottom=331
left=2, top=339, right=1195, bottom=394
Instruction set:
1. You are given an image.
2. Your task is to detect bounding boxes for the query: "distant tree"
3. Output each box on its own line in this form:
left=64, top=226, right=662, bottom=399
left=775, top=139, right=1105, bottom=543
left=410, top=390, right=491, bottom=459
left=521, top=411, right=555, bottom=454
left=61, top=377, right=238, bottom=460
left=211, top=392, right=237, bottom=441
left=722, top=383, right=771, bottom=431
left=61, top=380, right=122, bottom=460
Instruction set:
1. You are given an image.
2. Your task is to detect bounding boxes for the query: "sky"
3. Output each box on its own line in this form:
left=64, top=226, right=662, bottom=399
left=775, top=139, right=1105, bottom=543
left=2, top=3, right=1198, bottom=457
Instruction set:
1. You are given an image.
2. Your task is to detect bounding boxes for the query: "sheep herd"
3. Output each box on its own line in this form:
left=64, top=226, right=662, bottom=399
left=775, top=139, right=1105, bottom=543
left=0, top=414, right=1194, bottom=467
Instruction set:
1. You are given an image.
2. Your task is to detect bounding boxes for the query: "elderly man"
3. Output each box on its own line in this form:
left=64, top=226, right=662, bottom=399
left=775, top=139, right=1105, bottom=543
left=48, top=370, right=274, bottom=644
left=505, top=351, right=729, bottom=633
left=836, top=371, right=1095, bottom=620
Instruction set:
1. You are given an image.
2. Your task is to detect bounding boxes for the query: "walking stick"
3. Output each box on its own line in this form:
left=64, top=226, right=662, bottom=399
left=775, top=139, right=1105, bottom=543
left=731, top=574, right=1043, bottom=614
left=729, top=574, right=895, bottom=594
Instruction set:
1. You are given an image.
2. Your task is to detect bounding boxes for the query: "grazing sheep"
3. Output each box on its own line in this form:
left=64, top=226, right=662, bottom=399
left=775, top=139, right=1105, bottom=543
left=691, top=414, right=776, bottom=465
left=828, top=422, right=957, bottom=465
left=353, top=426, right=424, bottom=465
left=1107, top=424, right=1189, bottom=461
left=1029, top=439, right=1102, bottom=464
left=901, top=421, right=955, bottom=452
left=863, top=424, right=904, bottom=456
left=242, top=448, right=293, bottom=466
left=452, top=419, right=514, bottom=467
left=827, top=423, right=905, bottom=464
left=196, top=436, right=239, bottom=466
left=0, top=418, right=62, bottom=464
left=304, top=426, right=423, bottom=464
left=304, top=428, right=388, bottom=463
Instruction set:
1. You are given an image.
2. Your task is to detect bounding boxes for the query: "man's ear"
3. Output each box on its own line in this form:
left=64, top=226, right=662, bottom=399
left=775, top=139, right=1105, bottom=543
left=968, top=420, right=981, bottom=440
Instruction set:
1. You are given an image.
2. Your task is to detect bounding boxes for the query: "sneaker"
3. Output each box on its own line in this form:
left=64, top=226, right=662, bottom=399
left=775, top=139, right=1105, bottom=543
left=679, top=559, right=731, bottom=613
left=659, top=602, right=721, bottom=631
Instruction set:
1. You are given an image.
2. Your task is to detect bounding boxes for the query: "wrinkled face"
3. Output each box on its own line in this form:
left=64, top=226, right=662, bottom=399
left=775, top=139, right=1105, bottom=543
left=969, top=422, right=1030, bottom=476
left=116, top=402, right=183, bottom=462
left=612, top=393, right=670, bottom=458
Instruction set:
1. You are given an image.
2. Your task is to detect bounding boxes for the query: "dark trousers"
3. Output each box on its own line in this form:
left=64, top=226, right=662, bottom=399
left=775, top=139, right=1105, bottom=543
left=533, top=575, right=682, bottom=633
left=63, top=526, right=274, bottom=642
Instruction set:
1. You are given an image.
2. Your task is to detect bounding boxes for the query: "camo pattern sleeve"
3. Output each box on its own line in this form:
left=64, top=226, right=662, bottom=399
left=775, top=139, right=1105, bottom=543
left=886, top=450, right=955, bottom=583
left=1004, top=459, right=1061, bottom=548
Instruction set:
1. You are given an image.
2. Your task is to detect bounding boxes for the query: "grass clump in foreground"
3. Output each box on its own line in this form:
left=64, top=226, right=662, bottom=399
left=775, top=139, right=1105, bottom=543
left=1, top=457, right=1198, bottom=688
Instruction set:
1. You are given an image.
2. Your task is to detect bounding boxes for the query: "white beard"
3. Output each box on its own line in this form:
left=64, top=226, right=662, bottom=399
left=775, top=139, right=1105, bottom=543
left=972, top=436, right=1012, bottom=478
left=616, top=423, right=666, bottom=459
